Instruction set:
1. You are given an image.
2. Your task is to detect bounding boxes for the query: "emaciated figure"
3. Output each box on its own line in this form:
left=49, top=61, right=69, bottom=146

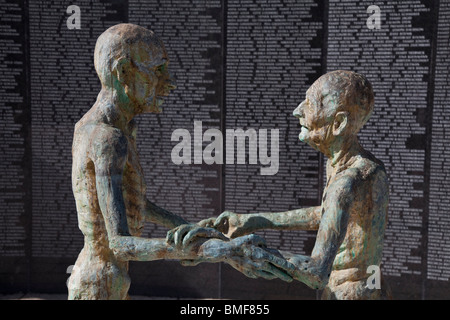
left=68, top=24, right=294, bottom=300
left=190, top=70, right=390, bottom=299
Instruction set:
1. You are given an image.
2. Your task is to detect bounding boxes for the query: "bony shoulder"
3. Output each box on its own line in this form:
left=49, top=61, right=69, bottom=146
left=354, top=155, right=386, bottom=181
left=90, top=125, right=127, bottom=145
left=89, top=126, right=128, bottom=160
left=331, top=158, right=381, bottom=192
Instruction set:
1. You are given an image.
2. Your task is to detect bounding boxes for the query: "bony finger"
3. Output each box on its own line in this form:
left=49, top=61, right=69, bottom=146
left=198, top=218, right=213, bottom=228
left=183, top=228, right=228, bottom=247
left=228, top=256, right=257, bottom=279
left=239, top=260, right=276, bottom=280
left=254, top=247, right=289, bottom=267
left=263, top=262, right=293, bottom=282
left=182, top=228, right=207, bottom=247
left=246, top=234, right=267, bottom=247
left=250, top=248, right=295, bottom=281
left=213, top=215, right=223, bottom=227
left=210, top=228, right=229, bottom=242
left=174, top=225, right=190, bottom=247
left=206, top=218, right=217, bottom=228
left=173, top=231, right=181, bottom=247
left=266, top=254, right=297, bottom=273
left=253, top=269, right=277, bottom=281
left=170, top=224, right=187, bottom=244
left=213, top=217, right=229, bottom=233
left=166, top=229, right=175, bottom=244
left=242, top=269, right=258, bottom=279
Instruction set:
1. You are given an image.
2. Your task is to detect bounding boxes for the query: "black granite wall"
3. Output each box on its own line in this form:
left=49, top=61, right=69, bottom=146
left=1, top=0, right=449, bottom=299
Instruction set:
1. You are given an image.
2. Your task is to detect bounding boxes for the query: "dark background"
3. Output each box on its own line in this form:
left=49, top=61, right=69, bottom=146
left=0, top=0, right=449, bottom=299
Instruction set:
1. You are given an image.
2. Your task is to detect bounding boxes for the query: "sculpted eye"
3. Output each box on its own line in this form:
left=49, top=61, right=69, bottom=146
left=156, top=63, right=167, bottom=77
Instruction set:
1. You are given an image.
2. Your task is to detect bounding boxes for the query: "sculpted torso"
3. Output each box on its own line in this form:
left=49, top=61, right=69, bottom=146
left=72, top=113, right=146, bottom=245
left=68, top=23, right=387, bottom=300
left=330, top=159, right=387, bottom=271
left=69, top=107, right=146, bottom=299
left=198, top=70, right=390, bottom=299
left=322, top=152, right=388, bottom=298
left=68, top=24, right=300, bottom=300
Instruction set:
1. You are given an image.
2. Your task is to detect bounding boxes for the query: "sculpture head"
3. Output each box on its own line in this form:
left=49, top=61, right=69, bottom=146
left=94, top=23, right=175, bottom=114
left=293, top=70, right=374, bottom=155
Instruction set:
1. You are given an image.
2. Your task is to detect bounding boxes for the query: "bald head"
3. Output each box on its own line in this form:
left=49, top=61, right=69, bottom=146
left=94, top=23, right=167, bottom=88
left=308, top=70, right=374, bottom=134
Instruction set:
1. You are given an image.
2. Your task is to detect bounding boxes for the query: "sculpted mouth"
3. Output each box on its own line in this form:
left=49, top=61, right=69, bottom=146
left=144, top=96, right=165, bottom=113
left=152, top=96, right=164, bottom=108
left=299, top=121, right=309, bottom=130
left=155, top=98, right=164, bottom=112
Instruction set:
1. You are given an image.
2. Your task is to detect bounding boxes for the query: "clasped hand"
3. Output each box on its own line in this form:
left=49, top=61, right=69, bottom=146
left=165, top=217, right=295, bottom=283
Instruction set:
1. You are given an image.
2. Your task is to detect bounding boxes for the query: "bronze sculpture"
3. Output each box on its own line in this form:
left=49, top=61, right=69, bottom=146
left=190, top=70, right=390, bottom=299
left=69, top=23, right=389, bottom=300
left=68, top=23, right=294, bottom=300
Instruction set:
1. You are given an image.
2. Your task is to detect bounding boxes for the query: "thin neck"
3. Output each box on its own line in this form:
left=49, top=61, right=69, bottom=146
left=327, top=135, right=362, bottom=172
left=96, top=87, right=137, bottom=131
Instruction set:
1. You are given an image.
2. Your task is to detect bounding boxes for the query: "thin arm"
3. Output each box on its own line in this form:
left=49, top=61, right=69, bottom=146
left=144, top=199, right=189, bottom=229
left=92, top=131, right=191, bottom=261
left=240, top=206, right=322, bottom=233
left=108, top=236, right=225, bottom=262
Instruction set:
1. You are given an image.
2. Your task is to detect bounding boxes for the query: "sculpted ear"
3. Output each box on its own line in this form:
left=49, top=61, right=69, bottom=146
left=112, top=57, right=131, bottom=85
left=332, top=111, right=349, bottom=136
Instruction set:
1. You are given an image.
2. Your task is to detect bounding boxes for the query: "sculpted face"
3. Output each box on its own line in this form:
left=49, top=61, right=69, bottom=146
left=293, top=81, right=337, bottom=153
left=293, top=70, right=374, bottom=156
left=94, top=23, right=176, bottom=114
left=126, top=46, right=176, bottom=113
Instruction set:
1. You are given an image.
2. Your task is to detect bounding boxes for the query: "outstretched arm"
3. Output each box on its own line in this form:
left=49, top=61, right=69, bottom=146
left=199, top=206, right=322, bottom=239
left=144, top=199, right=189, bottom=229
left=252, top=206, right=322, bottom=231
left=92, top=130, right=180, bottom=261
left=91, top=130, right=294, bottom=282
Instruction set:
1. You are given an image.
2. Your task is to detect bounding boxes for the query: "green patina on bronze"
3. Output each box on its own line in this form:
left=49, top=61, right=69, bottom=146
left=68, top=23, right=390, bottom=300
left=68, top=24, right=298, bottom=300
left=192, top=70, right=390, bottom=300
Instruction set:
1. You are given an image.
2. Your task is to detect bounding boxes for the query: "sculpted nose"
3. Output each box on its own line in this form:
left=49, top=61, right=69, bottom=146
left=293, top=100, right=305, bottom=118
left=162, top=73, right=176, bottom=96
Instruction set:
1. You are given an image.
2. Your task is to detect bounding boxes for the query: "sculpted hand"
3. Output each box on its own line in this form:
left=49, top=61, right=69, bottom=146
left=166, top=223, right=228, bottom=249
left=214, top=211, right=248, bottom=238
left=202, top=234, right=295, bottom=282
left=196, top=217, right=216, bottom=228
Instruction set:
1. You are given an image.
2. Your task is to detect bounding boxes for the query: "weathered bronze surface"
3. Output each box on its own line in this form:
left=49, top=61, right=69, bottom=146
left=195, top=70, right=390, bottom=300
left=69, top=23, right=389, bottom=300
left=68, top=24, right=294, bottom=300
